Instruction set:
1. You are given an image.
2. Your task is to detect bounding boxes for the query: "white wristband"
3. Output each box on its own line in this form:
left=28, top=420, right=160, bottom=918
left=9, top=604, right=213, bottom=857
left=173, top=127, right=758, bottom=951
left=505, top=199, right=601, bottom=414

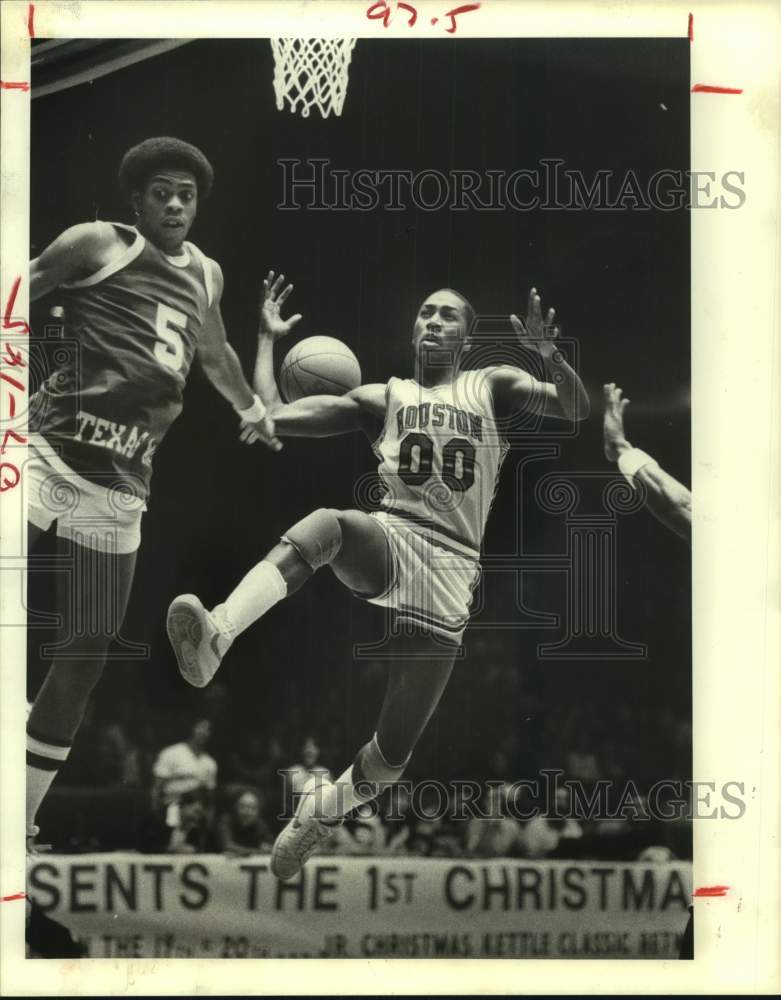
left=234, top=394, right=266, bottom=422
left=617, top=447, right=658, bottom=484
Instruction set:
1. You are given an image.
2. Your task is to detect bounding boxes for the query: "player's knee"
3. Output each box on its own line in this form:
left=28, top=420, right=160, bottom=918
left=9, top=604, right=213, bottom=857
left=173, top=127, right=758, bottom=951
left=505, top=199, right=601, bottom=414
left=281, top=507, right=343, bottom=571
left=352, top=733, right=410, bottom=797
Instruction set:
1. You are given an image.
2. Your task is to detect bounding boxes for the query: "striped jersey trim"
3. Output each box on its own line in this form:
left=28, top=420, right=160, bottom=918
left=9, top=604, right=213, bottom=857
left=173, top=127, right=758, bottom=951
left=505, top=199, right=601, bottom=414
left=61, top=223, right=144, bottom=289
left=185, top=242, right=214, bottom=307
left=380, top=504, right=480, bottom=560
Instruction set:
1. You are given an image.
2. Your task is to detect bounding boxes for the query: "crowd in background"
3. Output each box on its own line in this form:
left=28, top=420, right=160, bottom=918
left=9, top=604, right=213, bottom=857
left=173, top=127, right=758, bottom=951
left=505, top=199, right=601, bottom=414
left=36, top=642, right=692, bottom=861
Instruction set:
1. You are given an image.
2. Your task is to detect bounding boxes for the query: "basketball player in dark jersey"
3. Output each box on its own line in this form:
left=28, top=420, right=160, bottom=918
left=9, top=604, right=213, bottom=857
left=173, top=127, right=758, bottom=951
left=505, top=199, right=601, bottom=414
left=25, top=137, right=280, bottom=846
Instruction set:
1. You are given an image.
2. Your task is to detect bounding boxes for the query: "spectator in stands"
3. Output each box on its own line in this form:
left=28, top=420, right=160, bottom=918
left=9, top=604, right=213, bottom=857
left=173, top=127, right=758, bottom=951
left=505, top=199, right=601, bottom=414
left=520, top=788, right=584, bottom=859
left=138, top=786, right=216, bottom=854
left=282, top=736, right=332, bottom=816
left=466, top=784, right=525, bottom=858
left=216, top=789, right=273, bottom=856
left=382, top=784, right=415, bottom=855
left=151, top=717, right=218, bottom=816
left=93, top=723, right=142, bottom=787
left=408, top=786, right=461, bottom=857
left=346, top=810, right=388, bottom=855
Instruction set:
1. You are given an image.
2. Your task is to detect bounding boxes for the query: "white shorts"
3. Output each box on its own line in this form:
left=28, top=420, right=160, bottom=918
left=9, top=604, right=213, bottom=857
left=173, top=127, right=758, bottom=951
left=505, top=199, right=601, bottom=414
left=25, top=436, right=146, bottom=555
left=364, top=510, right=481, bottom=646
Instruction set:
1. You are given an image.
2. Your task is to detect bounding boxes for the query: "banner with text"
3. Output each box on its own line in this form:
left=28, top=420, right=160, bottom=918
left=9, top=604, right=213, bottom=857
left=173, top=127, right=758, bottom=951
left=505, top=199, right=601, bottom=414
left=27, top=854, right=692, bottom=959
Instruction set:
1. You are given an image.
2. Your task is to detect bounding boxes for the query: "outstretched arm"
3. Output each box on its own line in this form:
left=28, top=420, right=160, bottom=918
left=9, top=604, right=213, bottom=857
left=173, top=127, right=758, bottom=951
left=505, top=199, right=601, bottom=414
left=488, top=287, right=589, bottom=423
left=197, top=260, right=281, bottom=451
left=245, top=270, right=386, bottom=441
left=603, top=383, right=692, bottom=544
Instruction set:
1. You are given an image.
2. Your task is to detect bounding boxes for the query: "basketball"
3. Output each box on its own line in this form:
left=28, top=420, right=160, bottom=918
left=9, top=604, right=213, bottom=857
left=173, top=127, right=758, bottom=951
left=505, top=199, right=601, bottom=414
left=279, top=336, right=362, bottom=402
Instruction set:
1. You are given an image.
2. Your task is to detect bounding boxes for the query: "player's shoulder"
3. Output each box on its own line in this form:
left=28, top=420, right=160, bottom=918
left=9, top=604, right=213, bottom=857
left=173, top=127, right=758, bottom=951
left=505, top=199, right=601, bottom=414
left=53, top=220, right=123, bottom=257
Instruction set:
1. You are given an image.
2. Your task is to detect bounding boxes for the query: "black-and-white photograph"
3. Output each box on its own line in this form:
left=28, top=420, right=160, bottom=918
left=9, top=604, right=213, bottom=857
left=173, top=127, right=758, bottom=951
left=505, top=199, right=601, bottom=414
left=1, top=0, right=779, bottom=988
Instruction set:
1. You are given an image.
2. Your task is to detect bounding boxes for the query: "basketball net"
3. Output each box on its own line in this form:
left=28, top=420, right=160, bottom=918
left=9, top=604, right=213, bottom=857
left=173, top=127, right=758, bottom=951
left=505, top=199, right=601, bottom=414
left=270, top=38, right=357, bottom=119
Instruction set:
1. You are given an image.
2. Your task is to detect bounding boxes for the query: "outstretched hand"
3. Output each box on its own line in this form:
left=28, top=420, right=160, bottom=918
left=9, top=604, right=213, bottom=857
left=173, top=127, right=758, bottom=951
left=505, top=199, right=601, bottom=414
left=259, top=270, right=302, bottom=339
left=241, top=412, right=282, bottom=452
left=510, top=287, right=559, bottom=360
left=603, top=382, right=631, bottom=461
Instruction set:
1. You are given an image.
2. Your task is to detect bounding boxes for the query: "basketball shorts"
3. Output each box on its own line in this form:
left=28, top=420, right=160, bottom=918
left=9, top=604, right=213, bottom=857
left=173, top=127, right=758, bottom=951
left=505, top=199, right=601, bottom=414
left=362, top=510, right=481, bottom=646
left=25, top=436, right=146, bottom=554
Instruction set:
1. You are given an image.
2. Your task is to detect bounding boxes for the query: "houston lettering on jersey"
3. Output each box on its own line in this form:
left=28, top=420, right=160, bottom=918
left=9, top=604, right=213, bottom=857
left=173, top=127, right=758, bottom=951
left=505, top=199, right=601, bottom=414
left=395, top=403, right=483, bottom=442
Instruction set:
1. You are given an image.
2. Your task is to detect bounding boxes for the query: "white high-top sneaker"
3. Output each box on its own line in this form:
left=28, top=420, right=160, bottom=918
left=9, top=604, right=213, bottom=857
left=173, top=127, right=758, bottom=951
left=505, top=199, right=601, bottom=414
left=271, top=776, right=341, bottom=881
left=166, top=594, right=235, bottom=688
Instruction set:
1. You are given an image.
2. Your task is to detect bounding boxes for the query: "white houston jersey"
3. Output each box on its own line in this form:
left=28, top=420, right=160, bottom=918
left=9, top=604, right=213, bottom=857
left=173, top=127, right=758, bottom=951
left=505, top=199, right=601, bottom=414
left=374, top=369, right=509, bottom=559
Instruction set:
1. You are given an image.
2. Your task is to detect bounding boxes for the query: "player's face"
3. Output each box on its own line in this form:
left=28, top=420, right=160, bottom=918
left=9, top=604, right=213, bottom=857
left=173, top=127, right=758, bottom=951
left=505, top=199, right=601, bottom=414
left=134, top=169, right=198, bottom=252
left=237, top=793, right=260, bottom=825
left=412, top=290, right=469, bottom=368
left=191, top=718, right=211, bottom=748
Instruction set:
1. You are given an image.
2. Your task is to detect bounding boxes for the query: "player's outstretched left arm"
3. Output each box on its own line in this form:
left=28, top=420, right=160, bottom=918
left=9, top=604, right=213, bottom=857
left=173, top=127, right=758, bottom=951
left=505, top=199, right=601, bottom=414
left=487, top=287, right=589, bottom=423
left=603, top=383, right=692, bottom=544
left=197, top=260, right=281, bottom=451
left=244, top=270, right=387, bottom=442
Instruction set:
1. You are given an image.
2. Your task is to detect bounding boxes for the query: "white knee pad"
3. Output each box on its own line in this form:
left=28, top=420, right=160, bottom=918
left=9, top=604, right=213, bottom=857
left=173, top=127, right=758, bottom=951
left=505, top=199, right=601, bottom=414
left=281, top=507, right=342, bottom=571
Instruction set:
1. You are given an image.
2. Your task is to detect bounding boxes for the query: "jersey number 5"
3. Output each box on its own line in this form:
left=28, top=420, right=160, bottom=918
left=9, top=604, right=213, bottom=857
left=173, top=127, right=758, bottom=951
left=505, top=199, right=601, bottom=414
left=398, top=432, right=476, bottom=492
left=154, top=303, right=187, bottom=372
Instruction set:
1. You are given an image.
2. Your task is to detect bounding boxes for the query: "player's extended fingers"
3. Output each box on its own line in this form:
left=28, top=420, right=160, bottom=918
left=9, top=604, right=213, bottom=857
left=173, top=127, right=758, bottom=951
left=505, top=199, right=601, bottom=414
left=287, top=313, right=303, bottom=330
left=531, top=291, right=544, bottom=327
left=603, top=383, right=617, bottom=403
left=270, top=273, right=286, bottom=299
left=510, top=313, right=527, bottom=337
left=277, top=283, right=294, bottom=306
left=527, top=286, right=537, bottom=319
left=621, top=398, right=631, bottom=412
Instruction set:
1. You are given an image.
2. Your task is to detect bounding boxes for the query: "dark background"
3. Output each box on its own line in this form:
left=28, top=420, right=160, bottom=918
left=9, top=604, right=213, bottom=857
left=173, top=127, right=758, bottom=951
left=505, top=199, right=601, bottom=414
left=28, top=38, right=691, bottom=837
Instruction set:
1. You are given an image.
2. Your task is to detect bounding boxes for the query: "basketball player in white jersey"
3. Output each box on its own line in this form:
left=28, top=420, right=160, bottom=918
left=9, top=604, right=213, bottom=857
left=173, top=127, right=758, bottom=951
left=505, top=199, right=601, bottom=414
left=167, top=276, right=589, bottom=879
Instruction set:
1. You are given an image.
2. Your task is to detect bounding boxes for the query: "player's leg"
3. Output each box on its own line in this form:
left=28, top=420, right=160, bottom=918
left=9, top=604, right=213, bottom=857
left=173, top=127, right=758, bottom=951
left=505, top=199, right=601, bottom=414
left=271, top=631, right=457, bottom=878
left=26, top=538, right=137, bottom=838
left=168, top=508, right=390, bottom=687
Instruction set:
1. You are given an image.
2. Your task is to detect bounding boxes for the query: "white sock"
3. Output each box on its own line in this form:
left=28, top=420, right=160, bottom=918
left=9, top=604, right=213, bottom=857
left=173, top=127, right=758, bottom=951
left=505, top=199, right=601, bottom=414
left=318, top=765, right=376, bottom=821
left=26, top=766, right=57, bottom=832
left=217, top=560, right=287, bottom=637
left=26, top=732, right=71, bottom=831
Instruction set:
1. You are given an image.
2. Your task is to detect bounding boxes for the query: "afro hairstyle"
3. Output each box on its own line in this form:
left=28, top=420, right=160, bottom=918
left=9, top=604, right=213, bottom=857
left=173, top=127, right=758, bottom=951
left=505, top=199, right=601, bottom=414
left=118, top=137, right=214, bottom=199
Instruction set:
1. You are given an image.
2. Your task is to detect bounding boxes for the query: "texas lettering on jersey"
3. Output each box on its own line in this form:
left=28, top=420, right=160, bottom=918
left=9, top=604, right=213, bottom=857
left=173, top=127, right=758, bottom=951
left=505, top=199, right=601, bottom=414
left=73, top=410, right=158, bottom=468
left=31, top=223, right=213, bottom=499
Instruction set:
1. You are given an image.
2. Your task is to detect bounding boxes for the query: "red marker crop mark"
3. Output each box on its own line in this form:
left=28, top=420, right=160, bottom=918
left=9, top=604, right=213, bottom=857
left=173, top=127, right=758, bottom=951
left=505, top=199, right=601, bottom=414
left=3, top=277, right=30, bottom=335
left=691, top=84, right=743, bottom=95
left=0, top=81, right=31, bottom=92
left=28, top=4, right=35, bottom=37
left=688, top=12, right=693, bottom=41
left=693, top=885, right=729, bottom=897
left=1, top=892, right=26, bottom=902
